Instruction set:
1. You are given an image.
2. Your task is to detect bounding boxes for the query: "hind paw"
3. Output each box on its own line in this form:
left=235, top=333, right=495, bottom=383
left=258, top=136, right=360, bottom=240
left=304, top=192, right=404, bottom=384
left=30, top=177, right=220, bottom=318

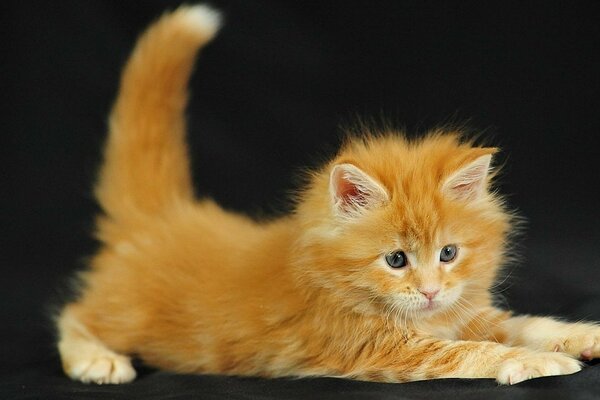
left=67, top=353, right=136, bottom=384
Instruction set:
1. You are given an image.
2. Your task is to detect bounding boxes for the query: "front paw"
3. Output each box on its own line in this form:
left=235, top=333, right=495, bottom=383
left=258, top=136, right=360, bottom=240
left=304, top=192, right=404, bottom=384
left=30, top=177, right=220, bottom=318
left=497, top=352, right=581, bottom=385
left=551, top=325, right=600, bottom=360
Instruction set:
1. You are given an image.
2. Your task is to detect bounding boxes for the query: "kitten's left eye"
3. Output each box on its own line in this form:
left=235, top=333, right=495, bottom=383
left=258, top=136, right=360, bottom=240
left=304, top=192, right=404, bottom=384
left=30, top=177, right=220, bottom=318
left=440, top=244, right=458, bottom=262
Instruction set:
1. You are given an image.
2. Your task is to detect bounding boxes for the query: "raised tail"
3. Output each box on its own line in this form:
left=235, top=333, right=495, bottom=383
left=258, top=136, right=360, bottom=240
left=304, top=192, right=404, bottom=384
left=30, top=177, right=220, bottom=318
left=95, top=5, right=221, bottom=223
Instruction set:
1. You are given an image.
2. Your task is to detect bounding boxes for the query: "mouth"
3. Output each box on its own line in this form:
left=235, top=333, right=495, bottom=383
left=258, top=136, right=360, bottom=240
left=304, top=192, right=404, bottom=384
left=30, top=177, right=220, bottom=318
left=421, top=300, right=440, bottom=312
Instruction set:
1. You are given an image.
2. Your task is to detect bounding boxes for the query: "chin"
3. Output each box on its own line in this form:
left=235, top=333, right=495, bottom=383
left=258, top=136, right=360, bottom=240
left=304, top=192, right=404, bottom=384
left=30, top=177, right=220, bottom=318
left=416, top=301, right=446, bottom=317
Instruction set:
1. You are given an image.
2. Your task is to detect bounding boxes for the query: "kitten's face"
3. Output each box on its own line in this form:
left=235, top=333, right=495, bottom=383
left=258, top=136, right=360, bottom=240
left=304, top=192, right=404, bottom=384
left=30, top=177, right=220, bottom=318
left=328, top=199, right=505, bottom=321
left=296, top=134, right=510, bottom=322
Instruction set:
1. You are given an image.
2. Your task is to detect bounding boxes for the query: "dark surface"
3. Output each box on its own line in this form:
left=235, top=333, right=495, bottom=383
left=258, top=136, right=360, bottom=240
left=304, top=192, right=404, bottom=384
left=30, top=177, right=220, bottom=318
left=3, top=0, right=600, bottom=399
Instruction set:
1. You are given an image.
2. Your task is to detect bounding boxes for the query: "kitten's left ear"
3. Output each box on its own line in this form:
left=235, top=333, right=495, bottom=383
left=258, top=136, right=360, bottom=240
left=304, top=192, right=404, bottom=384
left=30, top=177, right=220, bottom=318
left=442, top=150, right=495, bottom=201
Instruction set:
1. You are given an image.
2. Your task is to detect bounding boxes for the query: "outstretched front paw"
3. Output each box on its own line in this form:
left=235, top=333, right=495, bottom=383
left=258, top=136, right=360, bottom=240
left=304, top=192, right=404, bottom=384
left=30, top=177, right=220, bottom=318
left=552, top=324, right=600, bottom=360
left=497, top=352, right=581, bottom=385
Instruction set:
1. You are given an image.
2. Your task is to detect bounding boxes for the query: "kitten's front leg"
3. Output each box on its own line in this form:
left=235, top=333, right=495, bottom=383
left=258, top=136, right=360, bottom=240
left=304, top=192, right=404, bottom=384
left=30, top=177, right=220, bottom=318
left=500, top=315, right=600, bottom=360
left=349, top=337, right=580, bottom=384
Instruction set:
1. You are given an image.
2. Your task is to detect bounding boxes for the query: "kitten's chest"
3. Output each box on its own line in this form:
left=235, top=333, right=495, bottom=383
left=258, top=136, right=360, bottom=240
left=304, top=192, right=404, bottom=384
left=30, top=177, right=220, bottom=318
left=418, top=319, right=460, bottom=340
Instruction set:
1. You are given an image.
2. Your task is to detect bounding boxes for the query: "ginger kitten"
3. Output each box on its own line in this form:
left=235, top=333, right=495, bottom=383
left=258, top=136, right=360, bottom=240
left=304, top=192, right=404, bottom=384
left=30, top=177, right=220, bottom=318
left=56, top=5, right=600, bottom=385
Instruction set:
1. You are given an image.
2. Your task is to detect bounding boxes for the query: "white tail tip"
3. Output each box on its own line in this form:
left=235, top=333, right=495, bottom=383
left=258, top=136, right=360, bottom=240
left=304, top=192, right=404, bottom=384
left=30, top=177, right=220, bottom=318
left=176, top=4, right=222, bottom=41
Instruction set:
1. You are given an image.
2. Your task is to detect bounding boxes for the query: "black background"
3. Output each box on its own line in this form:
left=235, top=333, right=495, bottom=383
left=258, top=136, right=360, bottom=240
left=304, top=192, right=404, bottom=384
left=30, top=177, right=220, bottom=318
left=3, top=1, right=600, bottom=399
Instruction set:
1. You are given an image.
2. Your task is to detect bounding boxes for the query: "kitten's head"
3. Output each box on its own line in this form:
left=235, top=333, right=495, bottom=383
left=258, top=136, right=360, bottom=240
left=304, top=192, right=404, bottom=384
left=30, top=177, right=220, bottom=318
left=294, top=131, right=512, bottom=322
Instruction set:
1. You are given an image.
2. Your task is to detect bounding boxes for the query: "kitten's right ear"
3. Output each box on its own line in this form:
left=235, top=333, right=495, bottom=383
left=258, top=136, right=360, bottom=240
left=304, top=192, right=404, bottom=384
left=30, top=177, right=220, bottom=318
left=329, top=163, right=389, bottom=218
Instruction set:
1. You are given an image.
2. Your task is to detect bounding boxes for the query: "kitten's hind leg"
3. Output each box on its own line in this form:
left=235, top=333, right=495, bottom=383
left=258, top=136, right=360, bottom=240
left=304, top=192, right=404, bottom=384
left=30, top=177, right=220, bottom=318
left=57, top=307, right=136, bottom=384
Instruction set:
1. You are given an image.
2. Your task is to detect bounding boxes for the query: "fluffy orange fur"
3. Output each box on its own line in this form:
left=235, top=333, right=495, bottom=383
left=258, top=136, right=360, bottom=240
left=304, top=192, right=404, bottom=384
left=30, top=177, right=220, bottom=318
left=57, top=5, right=600, bottom=385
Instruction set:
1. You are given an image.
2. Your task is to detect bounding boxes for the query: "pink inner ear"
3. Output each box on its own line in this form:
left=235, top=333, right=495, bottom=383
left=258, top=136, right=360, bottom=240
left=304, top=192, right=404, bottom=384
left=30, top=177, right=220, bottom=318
left=336, top=175, right=367, bottom=208
left=330, top=163, right=389, bottom=216
left=338, top=178, right=361, bottom=202
left=444, top=154, right=491, bottom=201
left=451, top=181, right=478, bottom=198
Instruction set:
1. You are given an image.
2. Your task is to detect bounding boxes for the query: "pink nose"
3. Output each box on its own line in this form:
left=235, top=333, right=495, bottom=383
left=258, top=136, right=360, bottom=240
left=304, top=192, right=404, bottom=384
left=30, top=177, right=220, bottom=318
left=419, top=289, right=440, bottom=300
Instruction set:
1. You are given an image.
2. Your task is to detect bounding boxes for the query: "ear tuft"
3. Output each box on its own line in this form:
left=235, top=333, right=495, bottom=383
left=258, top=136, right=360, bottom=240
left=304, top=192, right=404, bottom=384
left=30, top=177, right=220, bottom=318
left=442, top=154, right=492, bottom=201
left=329, top=163, right=389, bottom=218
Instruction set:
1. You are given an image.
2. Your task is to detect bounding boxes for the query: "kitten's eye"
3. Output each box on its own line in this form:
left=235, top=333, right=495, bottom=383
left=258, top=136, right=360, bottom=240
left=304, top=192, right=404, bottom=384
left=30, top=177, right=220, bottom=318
left=440, top=244, right=458, bottom=262
left=385, top=251, right=407, bottom=268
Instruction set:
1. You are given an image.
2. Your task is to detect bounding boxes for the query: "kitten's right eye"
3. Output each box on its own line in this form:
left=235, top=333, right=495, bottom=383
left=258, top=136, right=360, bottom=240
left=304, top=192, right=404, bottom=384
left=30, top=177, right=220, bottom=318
left=385, top=251, right=407, bottom=269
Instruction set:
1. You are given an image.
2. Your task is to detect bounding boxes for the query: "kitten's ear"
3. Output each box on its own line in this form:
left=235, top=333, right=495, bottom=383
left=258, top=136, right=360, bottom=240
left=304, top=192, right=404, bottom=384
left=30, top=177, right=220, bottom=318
left=442, top=152, right=494, bottom=201
left=329, top=163, right=389, bottom=218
